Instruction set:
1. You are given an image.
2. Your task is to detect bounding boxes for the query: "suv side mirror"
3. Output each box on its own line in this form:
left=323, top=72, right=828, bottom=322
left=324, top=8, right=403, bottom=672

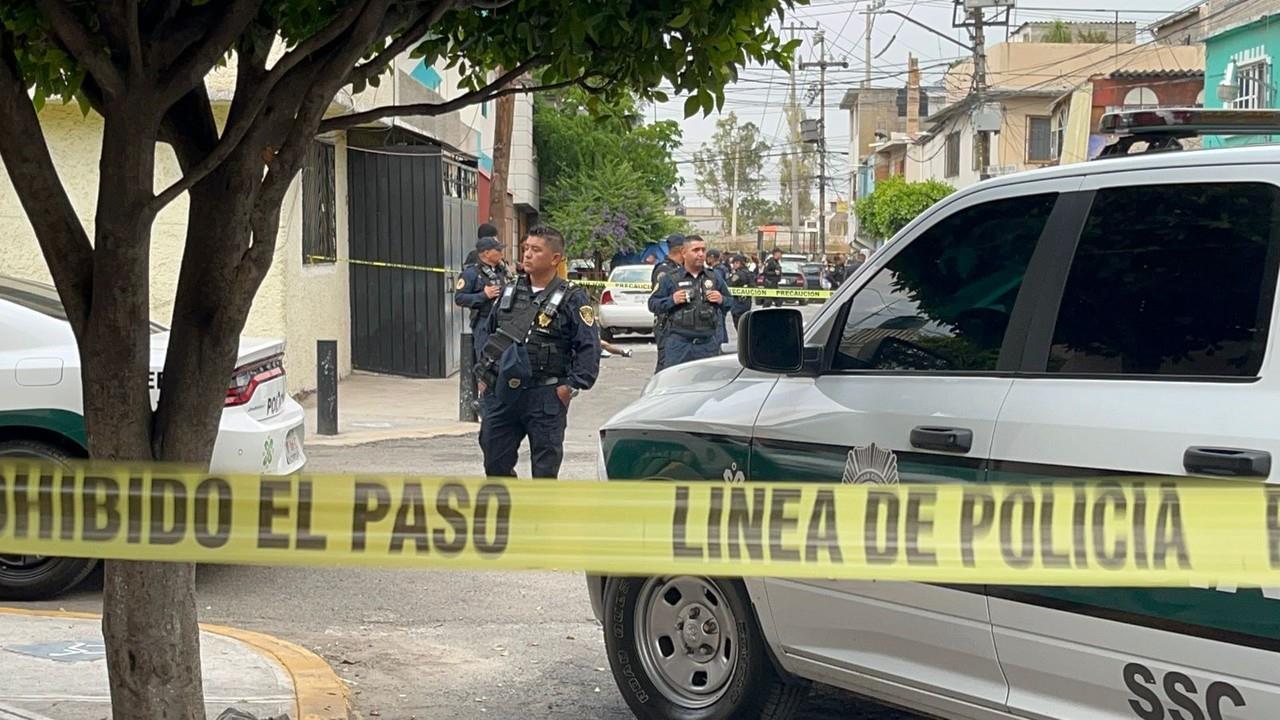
left=737, top=308, right=805, bottom=373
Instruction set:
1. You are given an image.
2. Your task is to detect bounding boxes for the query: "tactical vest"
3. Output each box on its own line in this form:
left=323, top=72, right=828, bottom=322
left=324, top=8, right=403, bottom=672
left=668, top=273, right=720, bottom=338
left=479, top=277, right=572, bottom=382
left=469, top=263, right=509, bottom=328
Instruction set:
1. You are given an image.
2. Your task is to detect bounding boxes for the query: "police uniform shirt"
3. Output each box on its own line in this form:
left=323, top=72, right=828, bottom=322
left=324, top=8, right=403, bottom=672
left=481, top=276, right=601, bottom=391
left=762, top=257, right=783, bottom=283
left=648, top=268, right=733, bottom=339
left=651, top=258, right=679, bottom=287
left=456, top=262, right=509, bottom=328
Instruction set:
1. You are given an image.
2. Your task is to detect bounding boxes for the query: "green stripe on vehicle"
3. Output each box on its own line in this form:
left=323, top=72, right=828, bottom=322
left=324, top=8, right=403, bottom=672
left=0, top=409, right=88, bottom=451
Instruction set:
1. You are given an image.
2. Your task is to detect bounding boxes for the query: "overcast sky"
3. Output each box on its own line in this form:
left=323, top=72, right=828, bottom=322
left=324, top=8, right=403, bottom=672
left=659, top=0, right=1200, bottom=207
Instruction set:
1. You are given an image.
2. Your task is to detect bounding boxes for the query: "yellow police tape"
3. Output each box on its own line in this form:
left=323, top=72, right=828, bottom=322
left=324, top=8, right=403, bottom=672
left=2, top=463, right=1278, bottom=586
left=306, top=256, right=833, bottom=300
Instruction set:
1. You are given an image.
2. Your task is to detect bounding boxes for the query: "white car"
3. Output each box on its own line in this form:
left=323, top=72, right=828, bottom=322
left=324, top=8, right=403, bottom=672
left=598, top=264, right=656, bottom=340
left=0, top=274, right=306, bottom=599
left=592, top=111, right=1280, bottom=720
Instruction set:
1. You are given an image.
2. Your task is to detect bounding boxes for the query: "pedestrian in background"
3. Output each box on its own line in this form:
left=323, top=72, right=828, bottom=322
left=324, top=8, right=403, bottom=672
left=476, top=226, right=600, bottom=479
left=727, top=254, right=754, bottom=333
left=648, top=236, right=732, bottom=370
left=760, top=247, right=784, bottom=308
left=455, top=225, right=510, bottom=356
left=651, top=234, right=685, bottom=371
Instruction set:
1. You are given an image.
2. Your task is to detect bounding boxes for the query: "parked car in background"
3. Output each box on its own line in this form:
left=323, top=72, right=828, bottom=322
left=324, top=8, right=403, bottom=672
left=0, top=274, right=307, bottom=600
left=597, top=264, right=655, bottom=341
left=800, top=262, right=831, bottom=296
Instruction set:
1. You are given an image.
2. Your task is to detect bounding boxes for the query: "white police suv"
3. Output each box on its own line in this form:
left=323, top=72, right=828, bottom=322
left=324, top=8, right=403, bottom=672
left=0, top=274, right=307, bottom=599
left=592, top=110, right=1280, bottom=719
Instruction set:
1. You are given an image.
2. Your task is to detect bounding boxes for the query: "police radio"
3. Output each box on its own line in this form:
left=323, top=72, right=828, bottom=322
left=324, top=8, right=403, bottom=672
left=498, top=283, right=518, bottom=312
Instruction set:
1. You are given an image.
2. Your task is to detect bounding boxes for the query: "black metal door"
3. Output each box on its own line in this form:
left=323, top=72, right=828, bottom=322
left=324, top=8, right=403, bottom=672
left=349, top=147, right=446, bottom=377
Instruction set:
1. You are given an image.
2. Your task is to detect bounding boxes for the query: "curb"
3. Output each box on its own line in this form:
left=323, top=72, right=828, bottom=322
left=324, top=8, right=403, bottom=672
left=0, top=607, right=349, bottom=720
left=304, top=421, right=478, bottom=448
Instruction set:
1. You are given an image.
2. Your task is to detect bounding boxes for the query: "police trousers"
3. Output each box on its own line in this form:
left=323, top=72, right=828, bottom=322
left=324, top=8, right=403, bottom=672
left=479, top=384, right=569, bottom=479
left=662, top=333, right=721, bottom=370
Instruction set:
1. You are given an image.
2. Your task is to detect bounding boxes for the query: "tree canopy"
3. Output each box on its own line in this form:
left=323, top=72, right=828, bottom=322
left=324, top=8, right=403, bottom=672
left=692, top=112, right=770, bottom=235
left=855, top=176, right=954, bottom=242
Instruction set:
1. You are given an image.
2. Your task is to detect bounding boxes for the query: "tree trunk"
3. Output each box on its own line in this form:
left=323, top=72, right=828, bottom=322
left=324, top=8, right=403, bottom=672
left=489, top=76, right=518, bottom=253
left=87, top=111, right=208, bottom=720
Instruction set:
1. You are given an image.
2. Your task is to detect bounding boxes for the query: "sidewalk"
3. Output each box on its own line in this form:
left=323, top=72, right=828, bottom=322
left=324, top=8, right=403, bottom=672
left=300, top=371, right=478, bottom=447
left=0, top=609, right=347, bottom=720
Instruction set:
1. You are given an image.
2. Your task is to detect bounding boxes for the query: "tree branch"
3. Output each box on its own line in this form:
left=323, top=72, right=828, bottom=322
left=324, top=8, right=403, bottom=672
left=34, top=0, right=125, bottom=97
left=0, top=32, right=93, bottom=334
left=154, top=0, right=259, bottom=103
left=319, top=59, right=545, bottom=132
left=147, top=0, right=379, bottom=214
left=123, top=0, right=144, bottom=77
left=348, top=0, right=456, bottom=86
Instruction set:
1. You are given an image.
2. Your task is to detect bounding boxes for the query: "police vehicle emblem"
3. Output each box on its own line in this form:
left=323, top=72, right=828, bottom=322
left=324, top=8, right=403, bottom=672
left=841, top=443, right=900, bottom=485
left=579, top=306, right=596, bottom=327
left=722, top=462, right=745, bottom=484
left=537, top=312, right=552, bottom=328
left=455, top=278, right=466, bottom=290
left=508, top=378, right=522, bottom=389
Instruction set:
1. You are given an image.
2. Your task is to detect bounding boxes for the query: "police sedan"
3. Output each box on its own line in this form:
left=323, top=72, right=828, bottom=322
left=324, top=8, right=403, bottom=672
left=0, top=274, right=307, bottom=599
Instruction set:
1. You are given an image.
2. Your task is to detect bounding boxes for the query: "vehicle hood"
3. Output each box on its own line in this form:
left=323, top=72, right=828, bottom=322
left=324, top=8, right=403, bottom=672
left=148, top=333, right=285, bottom=370
left=641, top=353, right=744, bottom=397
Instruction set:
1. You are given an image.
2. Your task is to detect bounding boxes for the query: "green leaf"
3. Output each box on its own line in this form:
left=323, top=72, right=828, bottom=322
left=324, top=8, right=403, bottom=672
left=669, top=9, right=693, bottom=28
left=683, top=94, right=701, bottom=117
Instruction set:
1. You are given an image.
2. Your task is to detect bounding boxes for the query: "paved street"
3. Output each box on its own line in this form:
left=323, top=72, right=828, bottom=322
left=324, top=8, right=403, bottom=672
left=22, top=306, right=918, bottom=719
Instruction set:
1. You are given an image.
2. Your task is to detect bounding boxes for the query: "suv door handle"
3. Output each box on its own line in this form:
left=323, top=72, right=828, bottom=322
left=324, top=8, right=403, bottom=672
left=1183, top=447, right=1271, bottom=478
left=910, top=426, right=974, bottom=453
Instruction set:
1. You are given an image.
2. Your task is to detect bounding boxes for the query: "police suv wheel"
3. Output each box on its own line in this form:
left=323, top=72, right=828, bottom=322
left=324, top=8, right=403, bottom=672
left=0, top=440, right=98, bottom=600
left=604, top=576, right=807, bottom=720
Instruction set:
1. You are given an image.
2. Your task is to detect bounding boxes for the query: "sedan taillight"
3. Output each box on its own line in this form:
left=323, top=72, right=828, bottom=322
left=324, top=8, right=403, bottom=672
left=601, top=290, right=615, bottom=305
left=226, top=355, right=284, bottom=407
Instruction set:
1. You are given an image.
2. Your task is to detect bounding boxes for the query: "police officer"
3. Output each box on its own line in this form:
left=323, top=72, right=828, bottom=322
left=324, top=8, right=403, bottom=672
left=651, top=234, right=685, bottom=371
left=760, top=247, right=784, bottom=308
left=704, top=248, right=730, bottom=343
left=476, top=226, right=600, bottom=479
left=648, top=236, right=732, bottom=370
left=727, top=253, right=755, bottom=332
left=455, top=225, right=510, bottom=354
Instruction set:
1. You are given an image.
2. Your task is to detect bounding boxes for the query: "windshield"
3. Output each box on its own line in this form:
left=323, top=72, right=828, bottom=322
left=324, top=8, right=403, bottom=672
left=781, top=261, right=804, bottom=274
left=610, top=267, right=652, bottom=285
left=0, top=275, right=168, bottom=333
left=802, top=263, right=823, bottom=274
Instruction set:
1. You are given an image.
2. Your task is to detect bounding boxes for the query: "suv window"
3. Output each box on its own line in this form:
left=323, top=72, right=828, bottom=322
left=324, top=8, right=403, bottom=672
left=1047, top=182, right=1279, bottom=378
left=832, top=193, right=1058, bottom=372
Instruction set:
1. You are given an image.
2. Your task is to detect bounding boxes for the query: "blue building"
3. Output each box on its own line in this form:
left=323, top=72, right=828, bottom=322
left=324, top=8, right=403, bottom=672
left=1204, top=10, right=1280, bottom=148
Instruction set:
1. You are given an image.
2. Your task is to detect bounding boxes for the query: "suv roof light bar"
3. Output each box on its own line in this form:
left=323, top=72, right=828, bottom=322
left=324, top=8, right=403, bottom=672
left=1094, top=108, right=1280, bottom=160
left=1099, top=108, right=1280, bottom=137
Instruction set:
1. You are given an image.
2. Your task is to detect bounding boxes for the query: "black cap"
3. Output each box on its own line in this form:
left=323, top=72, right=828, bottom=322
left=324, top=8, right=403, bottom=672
left=476, top=237, right=502, bottom=252
left=666, top=233, right=686, bottom=248
left=707, top=249, right=721, bottom=258
left=478, top=223, right=498, bottom=240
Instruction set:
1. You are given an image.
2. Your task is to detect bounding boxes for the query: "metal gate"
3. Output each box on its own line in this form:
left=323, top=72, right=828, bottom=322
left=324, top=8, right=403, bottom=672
left=348, top=145, right=477, bottom=378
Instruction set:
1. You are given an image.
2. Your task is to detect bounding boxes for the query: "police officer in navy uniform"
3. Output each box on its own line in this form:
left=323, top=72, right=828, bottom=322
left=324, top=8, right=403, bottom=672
left=455, top=224, right=510, bottom=354
left=705, top=248, right=729, bottom=344
left=648, top=235, right=732, bottom=370
left=727, top=253, right=755, bottom=332
left=476, top=226, right=600, bottom=479
left=650, top=234, right=685, bottom=371
left=760, top=246, right=784, bottom=308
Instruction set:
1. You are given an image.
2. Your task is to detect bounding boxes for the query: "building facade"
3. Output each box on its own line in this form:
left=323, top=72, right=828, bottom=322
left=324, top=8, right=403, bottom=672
left=1204, top=10, right=1280, bottom=148
left=0, top=49, right=538, bottom=391
left=1051, top=69, right=1206, bottom=164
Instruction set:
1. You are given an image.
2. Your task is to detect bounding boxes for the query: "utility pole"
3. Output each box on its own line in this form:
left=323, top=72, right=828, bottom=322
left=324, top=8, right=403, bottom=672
left=782, top=22, right=816, bottom=252
left=730, top=149, right=739, bottom=241
left=972, top=5, right=989, bottom=179
left=801, top=32, right=848, bottom=261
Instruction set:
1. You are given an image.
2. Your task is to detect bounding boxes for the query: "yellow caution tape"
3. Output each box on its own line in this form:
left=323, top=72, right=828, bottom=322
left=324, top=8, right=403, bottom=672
left=307, top=258, right=834, bottom=300
left=2, top=463, right=1277, bottom=587
left=307, top=256, right=455, bottom=274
